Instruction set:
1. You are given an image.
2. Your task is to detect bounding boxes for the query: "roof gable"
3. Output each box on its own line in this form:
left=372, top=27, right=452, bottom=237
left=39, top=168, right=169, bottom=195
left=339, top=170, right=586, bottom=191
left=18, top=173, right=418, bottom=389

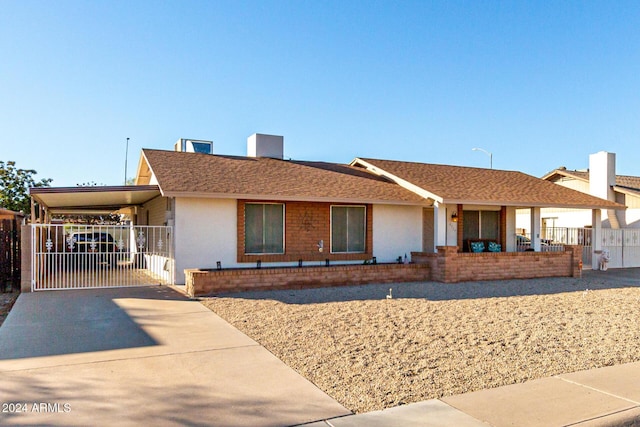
left=353, top=158, right=625, bottom=210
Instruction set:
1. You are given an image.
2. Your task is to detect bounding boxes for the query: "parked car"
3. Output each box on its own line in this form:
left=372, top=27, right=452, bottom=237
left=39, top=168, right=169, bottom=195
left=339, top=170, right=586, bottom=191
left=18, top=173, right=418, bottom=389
left=516, top=234, right=551, bottom=251
left=68, top=232, right=120, bottom=267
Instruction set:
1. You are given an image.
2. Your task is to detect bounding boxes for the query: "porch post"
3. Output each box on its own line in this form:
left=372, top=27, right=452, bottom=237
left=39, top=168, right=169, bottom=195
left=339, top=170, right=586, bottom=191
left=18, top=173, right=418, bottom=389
left=592, top=209, right=602, bottom=270
left=456, top=204, right=464, bottom=252
left=434, top=202, right=447, bottom=249
left=500, top=206, right=507, bottom=251
left=530, top=207, right=541, bottom=251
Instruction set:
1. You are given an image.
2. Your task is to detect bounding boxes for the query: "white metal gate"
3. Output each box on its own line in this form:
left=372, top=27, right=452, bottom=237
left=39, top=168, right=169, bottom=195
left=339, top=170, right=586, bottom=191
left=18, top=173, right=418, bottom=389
left=602, top=229, right=640, bottom=268
left=32, top=224, right=174, bottom=291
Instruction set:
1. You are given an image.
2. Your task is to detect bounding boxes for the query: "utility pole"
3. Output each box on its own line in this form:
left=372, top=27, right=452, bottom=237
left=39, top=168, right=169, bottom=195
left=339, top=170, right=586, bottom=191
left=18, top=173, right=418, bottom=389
left=124, top=137, right=130, bottom=185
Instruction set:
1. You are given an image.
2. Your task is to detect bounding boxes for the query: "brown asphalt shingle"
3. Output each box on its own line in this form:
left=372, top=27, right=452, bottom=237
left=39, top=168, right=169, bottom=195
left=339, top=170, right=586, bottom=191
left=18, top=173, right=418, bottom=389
left=356, top=158, right=625, bottom=209
left=141, top=149, right=624, bottom=209
left=141, top=149, right=425, bottom=204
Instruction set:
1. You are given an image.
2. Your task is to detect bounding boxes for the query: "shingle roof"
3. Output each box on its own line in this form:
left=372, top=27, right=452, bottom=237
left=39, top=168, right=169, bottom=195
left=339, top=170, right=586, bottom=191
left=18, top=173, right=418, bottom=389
left=140, top=149, right=625, bottom=210
left=354, top=158, right=625, bottom=209
left=615, top=175, right=640, bottom=191
left=543, top=168, right=640, bottom=192
left=140, top=149, right=426, bottom=205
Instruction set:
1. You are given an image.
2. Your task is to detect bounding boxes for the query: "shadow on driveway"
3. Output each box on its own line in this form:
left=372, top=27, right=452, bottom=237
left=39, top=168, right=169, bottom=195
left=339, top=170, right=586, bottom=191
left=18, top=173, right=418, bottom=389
left=0, top=286, right=185, bottom=360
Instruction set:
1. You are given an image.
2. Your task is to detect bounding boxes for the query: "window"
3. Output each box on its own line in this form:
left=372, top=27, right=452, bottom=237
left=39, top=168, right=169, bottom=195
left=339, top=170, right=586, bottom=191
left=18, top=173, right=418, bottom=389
left=331, top=206, right=366, bottom=253
left=245, top=203, right=284, bottom=254
left=463, top=210, right=499, bottom=241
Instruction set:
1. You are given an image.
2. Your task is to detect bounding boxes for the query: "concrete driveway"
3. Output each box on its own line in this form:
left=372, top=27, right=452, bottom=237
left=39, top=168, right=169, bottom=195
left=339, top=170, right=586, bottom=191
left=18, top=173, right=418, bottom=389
left=0, top=286, right=350, bottom=426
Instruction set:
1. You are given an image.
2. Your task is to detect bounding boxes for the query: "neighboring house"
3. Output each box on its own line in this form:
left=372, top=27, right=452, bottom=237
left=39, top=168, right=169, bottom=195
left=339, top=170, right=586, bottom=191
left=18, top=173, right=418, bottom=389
left=516, top=151, right=640, bottom=269
left=30, top=134, right=624, bottom=288
left=527, top=151, right=640, bottom=229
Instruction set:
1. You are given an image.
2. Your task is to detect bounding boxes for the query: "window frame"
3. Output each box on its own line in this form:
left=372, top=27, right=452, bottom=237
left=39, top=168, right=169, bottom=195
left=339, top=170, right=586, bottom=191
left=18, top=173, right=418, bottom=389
left=244, top=202, right=285, bottom=255
left=330, top=205, right=367, bottom=254
left=463, top=209, right=500, bottom=240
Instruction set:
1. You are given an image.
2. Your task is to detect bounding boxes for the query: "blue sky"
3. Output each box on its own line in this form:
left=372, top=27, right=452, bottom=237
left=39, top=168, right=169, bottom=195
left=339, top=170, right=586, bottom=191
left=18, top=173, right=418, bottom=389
left=2, top=1, right=639, bottom=187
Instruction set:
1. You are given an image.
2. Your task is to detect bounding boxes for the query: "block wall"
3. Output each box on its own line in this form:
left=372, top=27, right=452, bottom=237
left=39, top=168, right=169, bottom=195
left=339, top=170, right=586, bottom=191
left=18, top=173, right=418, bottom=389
left=413, top=245, right=582, bottom=283
left=185, top=263, right=430, bottom=296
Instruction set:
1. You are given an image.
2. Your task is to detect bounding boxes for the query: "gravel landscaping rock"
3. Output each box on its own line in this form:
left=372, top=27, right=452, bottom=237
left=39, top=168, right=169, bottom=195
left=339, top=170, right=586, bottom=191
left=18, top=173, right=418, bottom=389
left=201, top=270, right=640, bottom=414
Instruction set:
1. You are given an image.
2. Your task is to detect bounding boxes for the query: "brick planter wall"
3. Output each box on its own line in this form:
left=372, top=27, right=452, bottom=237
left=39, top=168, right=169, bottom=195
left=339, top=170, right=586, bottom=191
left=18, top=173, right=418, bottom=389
left=185, top=246, right=582, bottom=296
left=412, top=245, right=582, bottom=283
left=184, top=263, right=431, bottom=297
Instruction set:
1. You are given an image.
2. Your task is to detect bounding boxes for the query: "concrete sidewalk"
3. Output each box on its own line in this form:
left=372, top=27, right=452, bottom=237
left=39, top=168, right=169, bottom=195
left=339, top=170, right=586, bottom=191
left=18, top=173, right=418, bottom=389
left=0, top=286, right=350, bottom=426
left=307, top=361, right=640, bottom=426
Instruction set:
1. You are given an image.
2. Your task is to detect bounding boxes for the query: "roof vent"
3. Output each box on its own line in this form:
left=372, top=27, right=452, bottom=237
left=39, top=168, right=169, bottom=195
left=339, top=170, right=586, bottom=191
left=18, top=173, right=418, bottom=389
left=247, top=133, right=283, bottom=159
left=175, top=138, right=214, bottom=154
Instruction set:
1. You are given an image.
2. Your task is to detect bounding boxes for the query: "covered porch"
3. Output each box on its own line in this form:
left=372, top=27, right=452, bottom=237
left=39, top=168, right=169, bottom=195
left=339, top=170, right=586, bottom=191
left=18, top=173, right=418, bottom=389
left=423, top=202, right=622, bottom=271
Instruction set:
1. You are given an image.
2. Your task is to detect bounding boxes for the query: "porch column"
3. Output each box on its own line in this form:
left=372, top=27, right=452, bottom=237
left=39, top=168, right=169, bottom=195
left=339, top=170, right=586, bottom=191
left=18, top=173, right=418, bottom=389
left=433, top=202, right=447, bottom=249
left=530, top=207, right=541, bottom=251
left=456, top=204, right=464, bottom=252
left=592, top=209, right=602, bottom=270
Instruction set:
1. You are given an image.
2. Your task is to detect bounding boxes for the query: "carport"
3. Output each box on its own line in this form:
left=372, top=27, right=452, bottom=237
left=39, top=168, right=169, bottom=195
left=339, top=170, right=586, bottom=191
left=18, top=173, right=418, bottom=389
left=27, top=185, right=175, bottom=291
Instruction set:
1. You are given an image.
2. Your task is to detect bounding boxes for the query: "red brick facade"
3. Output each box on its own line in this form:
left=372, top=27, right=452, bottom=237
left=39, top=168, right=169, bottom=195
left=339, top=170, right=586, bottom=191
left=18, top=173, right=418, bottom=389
left=236, top=200, right=373, bottom=263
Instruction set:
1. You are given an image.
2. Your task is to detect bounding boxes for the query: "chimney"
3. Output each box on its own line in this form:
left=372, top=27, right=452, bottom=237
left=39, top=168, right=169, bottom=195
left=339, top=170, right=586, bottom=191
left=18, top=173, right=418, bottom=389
left=247, top=134, right=284, bottom=159
left=589, top=151, right=616, bottom=201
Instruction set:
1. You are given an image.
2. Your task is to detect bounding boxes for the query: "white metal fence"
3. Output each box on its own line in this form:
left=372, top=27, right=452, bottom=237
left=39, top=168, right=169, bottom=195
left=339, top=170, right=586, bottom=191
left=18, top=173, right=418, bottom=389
left=517, top=227, right=640, bottom=269
left=32, top=224, right=174, bottom=291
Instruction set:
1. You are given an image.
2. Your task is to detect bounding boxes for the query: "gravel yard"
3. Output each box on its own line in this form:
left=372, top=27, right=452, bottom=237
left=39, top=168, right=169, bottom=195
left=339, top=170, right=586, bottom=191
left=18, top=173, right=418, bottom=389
left=201, top=270, right=640, bottom=414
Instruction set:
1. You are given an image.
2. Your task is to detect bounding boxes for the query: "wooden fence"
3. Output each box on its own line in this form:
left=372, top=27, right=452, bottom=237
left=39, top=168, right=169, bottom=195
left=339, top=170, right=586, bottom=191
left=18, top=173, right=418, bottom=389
left=0, top=219, right=21, bottom=291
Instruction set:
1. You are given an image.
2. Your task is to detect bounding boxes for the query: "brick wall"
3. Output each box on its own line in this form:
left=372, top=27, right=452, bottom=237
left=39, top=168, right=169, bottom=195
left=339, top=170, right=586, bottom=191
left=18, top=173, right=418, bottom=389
left=185, top=263, right=429, bottom=296
left=412, top=244, right=582, bottom=283
left=236, top=200, right=373, bottom=263
left=185, top=245, right=582, bottom=296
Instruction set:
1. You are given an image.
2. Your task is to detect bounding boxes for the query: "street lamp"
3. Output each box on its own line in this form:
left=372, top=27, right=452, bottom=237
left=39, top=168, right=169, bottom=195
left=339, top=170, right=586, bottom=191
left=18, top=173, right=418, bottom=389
left=124, top=137, right=130, bottom=185
left=472, top=147, right=492, bottom=169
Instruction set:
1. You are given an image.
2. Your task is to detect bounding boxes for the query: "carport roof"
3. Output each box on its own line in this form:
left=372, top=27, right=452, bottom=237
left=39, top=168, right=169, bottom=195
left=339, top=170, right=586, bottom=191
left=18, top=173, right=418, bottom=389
left=30, top=185, right=161, bottom=215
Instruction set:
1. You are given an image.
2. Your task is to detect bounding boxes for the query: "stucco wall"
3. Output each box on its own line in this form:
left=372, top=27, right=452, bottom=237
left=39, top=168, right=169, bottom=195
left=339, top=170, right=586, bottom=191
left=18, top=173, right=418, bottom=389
left=373, top=205, right=423, bottom=262
left=174, top=198, right=238, bottom=284
left=173, top=198, right=425, bottom=284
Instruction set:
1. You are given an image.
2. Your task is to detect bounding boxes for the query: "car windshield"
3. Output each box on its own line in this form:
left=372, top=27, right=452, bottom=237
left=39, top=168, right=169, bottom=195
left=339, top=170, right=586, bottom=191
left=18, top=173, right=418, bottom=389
left=73, top=233, right=114, bottom=242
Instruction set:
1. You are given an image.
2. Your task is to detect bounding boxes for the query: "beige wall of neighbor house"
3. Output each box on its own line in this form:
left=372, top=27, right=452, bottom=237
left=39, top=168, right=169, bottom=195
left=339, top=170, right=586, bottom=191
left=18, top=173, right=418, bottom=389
left=142, top=196, right=169, bottom=226
left=373, top=204, right=423, bottom=262
left=551, top=176, right=590, bottom=193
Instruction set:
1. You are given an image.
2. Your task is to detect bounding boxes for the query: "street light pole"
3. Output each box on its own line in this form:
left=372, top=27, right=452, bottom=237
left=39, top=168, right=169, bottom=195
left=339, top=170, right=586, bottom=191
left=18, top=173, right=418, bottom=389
left=472, top=147, right=492, bottom=169
left=124, top=137, right=130, bottom=185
